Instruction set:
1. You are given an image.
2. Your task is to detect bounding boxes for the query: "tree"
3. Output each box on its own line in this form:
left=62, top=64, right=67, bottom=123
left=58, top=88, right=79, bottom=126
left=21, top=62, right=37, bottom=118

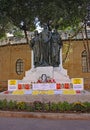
left=0, top=0, right=90, bottom=33
left=0, top=0, right=90, bottom=69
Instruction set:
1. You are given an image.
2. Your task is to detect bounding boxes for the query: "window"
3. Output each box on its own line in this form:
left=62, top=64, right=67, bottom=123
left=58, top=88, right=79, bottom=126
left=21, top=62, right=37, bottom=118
left=16, top=59, right=23, bottom=75
left=82, top=50, right=88, bottom=72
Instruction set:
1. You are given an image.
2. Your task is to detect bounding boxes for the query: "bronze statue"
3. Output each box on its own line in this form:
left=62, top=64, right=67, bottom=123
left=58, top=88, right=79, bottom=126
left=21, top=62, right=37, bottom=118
left=51, top=29, right=63, bottom=67
left=29, top=18, right=63, bottom=67
left=39, top=24, right=51, bottom=66
left=30, top=30, right=40, bottom=67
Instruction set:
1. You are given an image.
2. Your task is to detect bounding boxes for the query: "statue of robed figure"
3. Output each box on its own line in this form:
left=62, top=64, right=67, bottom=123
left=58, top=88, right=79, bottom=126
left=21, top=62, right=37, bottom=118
left=29, top=18, right=63, bottom=67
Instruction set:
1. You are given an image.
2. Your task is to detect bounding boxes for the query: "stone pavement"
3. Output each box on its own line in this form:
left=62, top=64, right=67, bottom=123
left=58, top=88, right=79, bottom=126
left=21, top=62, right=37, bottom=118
left=0, top=91, right=90, bottom=103
left=0, top=111, right=90, bottom=120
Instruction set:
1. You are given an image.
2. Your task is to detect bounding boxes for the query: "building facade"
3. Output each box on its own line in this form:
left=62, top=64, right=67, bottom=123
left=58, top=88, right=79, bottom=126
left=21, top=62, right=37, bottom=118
left=0, top=40, right=90, bottom=89
left=63, top=40, right=90, bottom=89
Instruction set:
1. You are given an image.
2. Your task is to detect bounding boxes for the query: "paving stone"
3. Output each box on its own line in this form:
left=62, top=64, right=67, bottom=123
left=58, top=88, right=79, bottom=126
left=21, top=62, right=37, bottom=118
left=0, top=93, right=90, bottom=103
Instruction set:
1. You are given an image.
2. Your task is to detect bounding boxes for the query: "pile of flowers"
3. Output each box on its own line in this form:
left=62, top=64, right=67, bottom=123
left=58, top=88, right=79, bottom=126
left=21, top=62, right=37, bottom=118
left=37, top=77, right=56, bottom=83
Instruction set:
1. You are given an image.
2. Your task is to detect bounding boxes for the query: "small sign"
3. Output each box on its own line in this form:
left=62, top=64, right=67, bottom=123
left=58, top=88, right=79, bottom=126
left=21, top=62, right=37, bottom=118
left=9, top=80, right=17, bottom=85
left=63, top=89, right=76, bottom=95
left=47, top=90, right=54, bottom=95
left=32, top=83, right=56, bottom=90
left=25, top=90, right=32, bottom=95
left=32, top=90, right=39, bottom=95
left=8, top=80, right=18, bottom=91
left=54, top=90, right=63, bottom=94
left=32, top=90, right=54, bottom=95
left=71, top=78, right=84, bottom=90
left=12, top=90, right=25, bottom=95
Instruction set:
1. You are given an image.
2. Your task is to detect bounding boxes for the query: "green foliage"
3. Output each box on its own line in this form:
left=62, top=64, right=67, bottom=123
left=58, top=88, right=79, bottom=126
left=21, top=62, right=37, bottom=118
left=0, top=0, right=90, bottom=34
left=72, top=102, right=86, bottom=112
left=43, top=103, right=50, bottom=111
left=50, top=102, right=57, bottom=112
left=26, top=104, right=34, bottom=112
left=13, top=30, right=24, bottom=38
left=16, top=102, right=26, bottom=110
left=33, top=101, right=43, bottom=111
left=83, top=102, right=90, bottom=112
left=0, top=100, right=3, bottom=109
left=7, top=100, right=17, bottom=110
left=2, top=99, right=8, bottom=109
left=0, top=99, right=90, bottom=113
left=57, top=101, right=72, bottom=112
left=0, top=29, right=6, bottom=39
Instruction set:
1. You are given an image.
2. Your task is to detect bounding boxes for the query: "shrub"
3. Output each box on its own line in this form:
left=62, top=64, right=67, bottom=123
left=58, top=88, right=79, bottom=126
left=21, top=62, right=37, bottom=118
left=0, top=99, right=90, bottom=113
left=57, top=101, right=72, bottom=112
left=50, top=102, right=57, bottom=112
left=25, top=103, right=34, bottom=112
left=7, top=100, right=17, bottom=110
left=83, top=102, right=90, bottom=112
left=43, top=103, right=50, bottom=111
left=0, top=100, right=3, bottom=109
left=2, top=99, right=8, bottom=110
left=72, top=102, right=86, bottom=112
left=33, top=101, right=43, bottom=111
left=16, top=102, right=26, bottom=110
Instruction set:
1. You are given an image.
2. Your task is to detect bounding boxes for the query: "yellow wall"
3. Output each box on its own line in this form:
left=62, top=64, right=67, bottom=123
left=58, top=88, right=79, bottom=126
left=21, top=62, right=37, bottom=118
left=0, top=43, right=31, bottom=81
left=63, top=40, right=90, bottom=88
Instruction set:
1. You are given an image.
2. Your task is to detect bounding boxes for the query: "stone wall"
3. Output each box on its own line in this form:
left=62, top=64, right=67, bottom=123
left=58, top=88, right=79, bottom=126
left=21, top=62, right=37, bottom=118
left=0, top=43, right=31, bottom=81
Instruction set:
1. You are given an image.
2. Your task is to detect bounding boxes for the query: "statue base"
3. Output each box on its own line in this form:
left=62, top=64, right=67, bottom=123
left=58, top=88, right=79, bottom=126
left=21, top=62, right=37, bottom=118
left=22, top=66, right=71, bottom=83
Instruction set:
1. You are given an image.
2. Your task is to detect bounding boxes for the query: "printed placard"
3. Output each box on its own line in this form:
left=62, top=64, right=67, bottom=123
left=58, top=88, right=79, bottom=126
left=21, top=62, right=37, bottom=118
left=63, top=89, right=76, bottom=95
left=8, top=80, right=18, bottom=91
left=12, top=90, right=25, bottom=95
left=71, top=78, right=84, bottom=90
left=32, top=83, right=56, bottom=90
left=32, top=90, right=54, bottom=95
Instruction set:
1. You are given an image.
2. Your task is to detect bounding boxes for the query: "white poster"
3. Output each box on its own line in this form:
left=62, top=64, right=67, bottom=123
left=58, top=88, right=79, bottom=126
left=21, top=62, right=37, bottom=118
left=8, top=80, right=18, bottom=91
left=71, top=78, right=84, bottom=90
left=32, top=83, right=56, bottom=90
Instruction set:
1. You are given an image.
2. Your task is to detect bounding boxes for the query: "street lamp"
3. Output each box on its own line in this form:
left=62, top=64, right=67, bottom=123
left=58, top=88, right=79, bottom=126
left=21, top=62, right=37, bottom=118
left=20, top=21, right=28, bottom=43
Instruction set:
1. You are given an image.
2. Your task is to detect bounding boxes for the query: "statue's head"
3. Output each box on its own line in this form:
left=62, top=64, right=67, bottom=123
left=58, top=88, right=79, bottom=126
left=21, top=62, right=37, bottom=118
left=52, top=29, right=57, bottom=34
left=34, top=17, right=39, bottom=25
left=34, top=30, right=38, bottom=36
left=42, top=23, right=48, bottom=30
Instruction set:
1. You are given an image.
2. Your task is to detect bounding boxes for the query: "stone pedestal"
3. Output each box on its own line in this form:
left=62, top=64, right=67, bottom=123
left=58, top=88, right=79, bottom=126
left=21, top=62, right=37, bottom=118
left=22, top=48, right=71, bottom=84
left=22, top=66, right=71, bottom=83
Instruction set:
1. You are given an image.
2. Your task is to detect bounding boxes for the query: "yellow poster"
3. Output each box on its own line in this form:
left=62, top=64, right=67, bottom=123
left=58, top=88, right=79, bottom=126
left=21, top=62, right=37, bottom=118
left=63, top=89, right=76, bottom=95
left=32, top=90, right=39, bottom=95
left=32, top=90, right=54, bottom=95
left=71, top=78, right=84, bottom=90
left=72, top=78, right=83, bottom=84
left=8, top=80, right=18, bottom=91
left=9, top=80, right=17, bottom=85
left=12, top=90, right=25, bottom=95
left=47, top=90, right=54, bottom=95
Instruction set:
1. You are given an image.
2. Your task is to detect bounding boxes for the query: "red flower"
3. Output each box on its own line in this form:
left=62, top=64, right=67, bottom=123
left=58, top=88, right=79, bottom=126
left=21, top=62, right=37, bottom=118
left=25, top=84, right=30, bottom=89
left=4, top=91, right=9, bottom=94
left=56, top=83, right=61, bottom=89
left=37, top=80, right=42, bottom=83
left=76, top=90, right=81, bottom=94
left=18, top=84, right=22, bottom=89
left=64, top=83, right=70, bottom=89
